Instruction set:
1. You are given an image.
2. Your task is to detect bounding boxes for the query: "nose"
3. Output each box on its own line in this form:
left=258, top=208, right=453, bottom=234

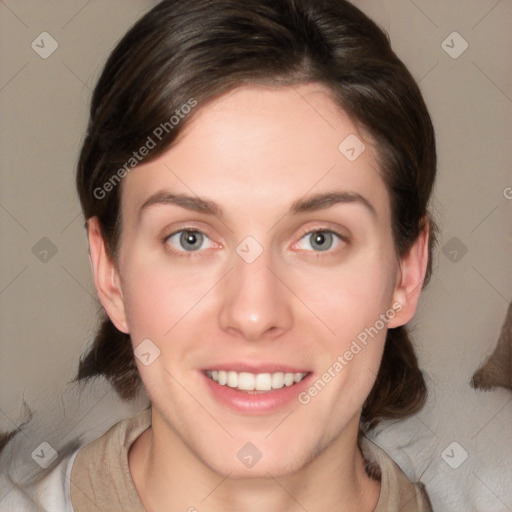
left=218, top=245, right=293, bottom=342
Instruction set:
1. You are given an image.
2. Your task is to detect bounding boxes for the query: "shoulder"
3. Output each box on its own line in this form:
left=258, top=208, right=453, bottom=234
left=0, top=407, right=151, bottom=512
left=361, top=436, right=433, bottom=512
left=70, top=407, right=151, bottom=511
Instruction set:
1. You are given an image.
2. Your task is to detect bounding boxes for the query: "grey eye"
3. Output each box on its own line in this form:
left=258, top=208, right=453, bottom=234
left=308, top=231, right=334, bottom=251
left=294, top=229, right=344, bottom=253
left=167, top=230, right=210, bottom=252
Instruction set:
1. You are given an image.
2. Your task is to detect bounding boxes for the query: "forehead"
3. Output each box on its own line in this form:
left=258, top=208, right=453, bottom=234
left=120, top=83, right=390, bottom=223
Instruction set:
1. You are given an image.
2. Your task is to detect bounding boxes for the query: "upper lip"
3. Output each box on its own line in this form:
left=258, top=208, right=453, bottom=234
left=202, top=363, right=311, bottom=374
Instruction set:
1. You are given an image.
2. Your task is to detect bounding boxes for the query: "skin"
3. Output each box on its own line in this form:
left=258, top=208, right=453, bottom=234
left=87, top=83, right=429, bottom=512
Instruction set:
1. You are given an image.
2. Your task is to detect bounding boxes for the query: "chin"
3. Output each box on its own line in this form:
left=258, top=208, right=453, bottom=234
left=195, top=433, right=320, bottom=480
left=206, top=454, right=305, bottom=480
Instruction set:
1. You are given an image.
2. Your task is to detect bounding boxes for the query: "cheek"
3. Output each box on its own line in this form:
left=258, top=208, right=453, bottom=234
left=119, top=243, right=220, bottom=346
left=118, top=249, right=181, bottom=341
left=292, top=247, right=396, bottom=339
left=292, top=243, right=397, bottom=411
left=297, top=256, right=394, bottom=417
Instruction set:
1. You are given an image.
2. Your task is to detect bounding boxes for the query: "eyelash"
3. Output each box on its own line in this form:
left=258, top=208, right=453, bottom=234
left=161, top=227, right=348, bottom=258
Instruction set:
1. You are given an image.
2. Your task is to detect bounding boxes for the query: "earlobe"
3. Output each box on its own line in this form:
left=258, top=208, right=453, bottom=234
left=387, top=218, right=430, bottom=329
left=87, top=217, right=129, bottom=334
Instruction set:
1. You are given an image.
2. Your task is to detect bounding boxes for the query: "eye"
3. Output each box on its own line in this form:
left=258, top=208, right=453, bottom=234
left=295, top=229, right=345, bottom=253
left=164, top=229, right=214, bottom=254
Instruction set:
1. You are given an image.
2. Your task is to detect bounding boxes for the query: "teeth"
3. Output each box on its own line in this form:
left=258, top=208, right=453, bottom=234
left=255, top=373, right=272, bottom=391
left=227, top=371, right=238, bottom=388
left=206, top=370, right=308, bottom=392
left=272, top=372, right=284, bottom=389
left=284, top=373, right=295, bottom=387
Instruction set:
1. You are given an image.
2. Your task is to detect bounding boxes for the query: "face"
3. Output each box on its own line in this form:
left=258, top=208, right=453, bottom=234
left=93, top=83, right=419, bottom=478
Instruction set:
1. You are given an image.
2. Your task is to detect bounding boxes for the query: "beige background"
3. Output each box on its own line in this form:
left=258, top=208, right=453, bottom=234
left=1, top=1, right=511, bottom=510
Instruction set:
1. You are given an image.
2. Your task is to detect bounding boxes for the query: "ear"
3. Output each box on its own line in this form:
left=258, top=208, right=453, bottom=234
left=387, top=217, right=430, bottom=328
left=87, top=217, right=129, bottom=334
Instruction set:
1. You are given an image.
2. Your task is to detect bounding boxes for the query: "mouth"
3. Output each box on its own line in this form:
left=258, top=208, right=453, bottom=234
left=204, top=370, right=309, bottom=394
left=201, top=363, right=313, bottom=413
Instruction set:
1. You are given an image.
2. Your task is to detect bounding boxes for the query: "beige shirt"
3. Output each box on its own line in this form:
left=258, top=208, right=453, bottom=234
left=70, top=407, right=432, bottom=511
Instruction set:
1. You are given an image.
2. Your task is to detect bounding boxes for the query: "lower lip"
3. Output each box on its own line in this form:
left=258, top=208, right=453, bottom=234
left=201, top=372, right=313, bottom=414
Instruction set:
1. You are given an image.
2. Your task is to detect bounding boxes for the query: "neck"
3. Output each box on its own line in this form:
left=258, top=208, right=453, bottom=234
left=129, top=409, right=380, bottom=512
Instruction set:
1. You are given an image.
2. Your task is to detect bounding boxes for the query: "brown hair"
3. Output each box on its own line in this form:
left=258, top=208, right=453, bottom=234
left=74, top=0, right=437, bottom=431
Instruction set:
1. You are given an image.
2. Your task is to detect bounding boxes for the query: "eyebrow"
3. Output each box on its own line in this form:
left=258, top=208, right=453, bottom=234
left=138, top=189, right=377, bottom=221
left=290, top=191, right=377, bottom=219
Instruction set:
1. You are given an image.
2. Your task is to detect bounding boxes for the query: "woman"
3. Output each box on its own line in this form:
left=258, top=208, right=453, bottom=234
left=2, top=0, right=437, bottom=510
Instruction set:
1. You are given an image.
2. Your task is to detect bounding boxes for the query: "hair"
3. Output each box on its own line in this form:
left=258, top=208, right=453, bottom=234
left=73, top=0, right=437, bottom=432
